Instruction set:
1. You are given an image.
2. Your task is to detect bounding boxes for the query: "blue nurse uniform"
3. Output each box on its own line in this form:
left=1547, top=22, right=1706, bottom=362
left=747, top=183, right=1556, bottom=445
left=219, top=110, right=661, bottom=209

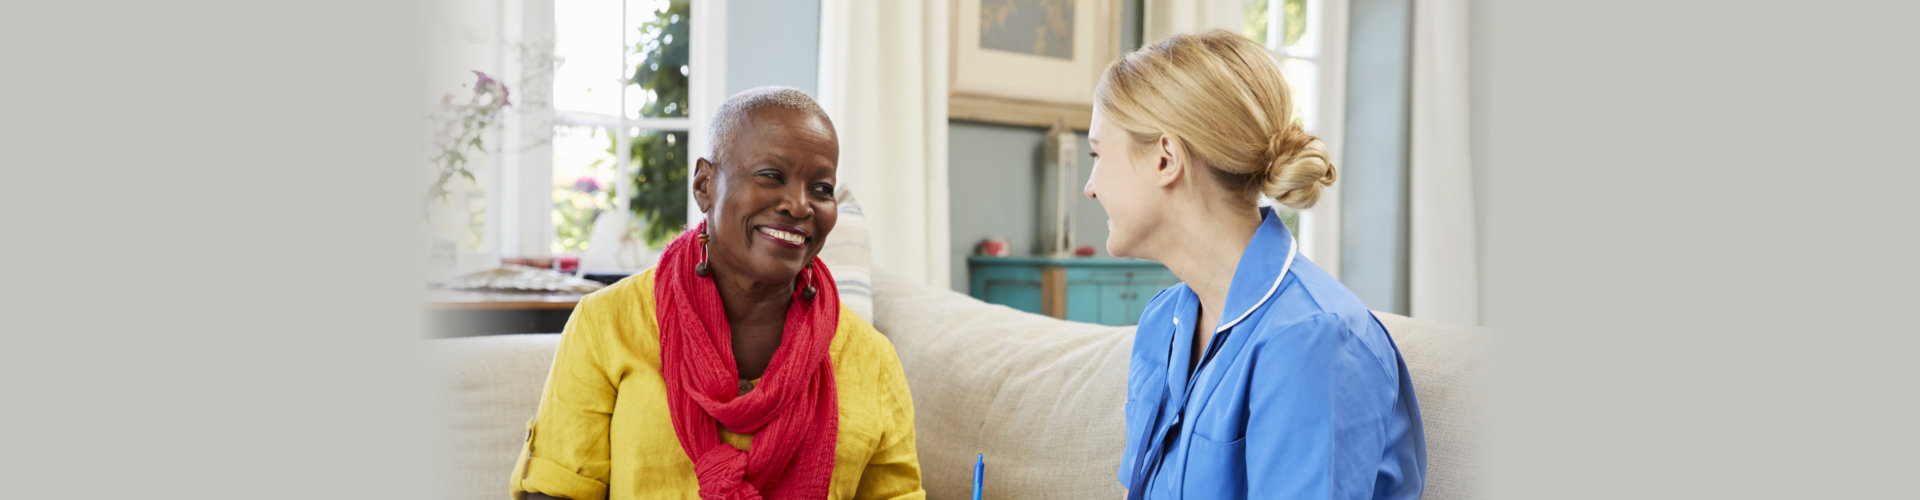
left=1120, top=207, right=1426, bottom=499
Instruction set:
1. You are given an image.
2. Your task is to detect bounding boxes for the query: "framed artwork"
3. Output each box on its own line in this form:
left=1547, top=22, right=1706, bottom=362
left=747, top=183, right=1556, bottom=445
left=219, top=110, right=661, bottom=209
left=951, top=0, right=1122, bottom=130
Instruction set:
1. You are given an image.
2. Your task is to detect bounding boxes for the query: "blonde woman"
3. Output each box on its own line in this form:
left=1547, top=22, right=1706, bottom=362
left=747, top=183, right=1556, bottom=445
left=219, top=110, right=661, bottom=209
left=1087, top=30, right=1425, bottom=499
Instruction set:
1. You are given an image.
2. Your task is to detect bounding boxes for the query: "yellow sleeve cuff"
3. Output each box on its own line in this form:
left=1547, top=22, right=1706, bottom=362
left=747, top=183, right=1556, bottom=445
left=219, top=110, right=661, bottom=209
left=512, top=455, right=609, bottom=500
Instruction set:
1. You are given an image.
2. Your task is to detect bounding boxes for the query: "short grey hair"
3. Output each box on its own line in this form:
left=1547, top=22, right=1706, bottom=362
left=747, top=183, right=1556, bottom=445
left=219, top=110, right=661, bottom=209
left=707, top=86, right=835, bottom=163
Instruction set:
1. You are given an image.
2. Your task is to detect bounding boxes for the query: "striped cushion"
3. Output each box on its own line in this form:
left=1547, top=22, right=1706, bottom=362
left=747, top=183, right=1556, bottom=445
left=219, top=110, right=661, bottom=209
left=819, top=186, right=874, bottom=322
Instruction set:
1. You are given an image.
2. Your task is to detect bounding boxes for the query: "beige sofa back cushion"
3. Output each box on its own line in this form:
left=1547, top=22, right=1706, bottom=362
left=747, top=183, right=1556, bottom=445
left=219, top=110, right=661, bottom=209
left=869, top=268, right=1136, bottom=499
left=430, top=334, right=556, bottom=500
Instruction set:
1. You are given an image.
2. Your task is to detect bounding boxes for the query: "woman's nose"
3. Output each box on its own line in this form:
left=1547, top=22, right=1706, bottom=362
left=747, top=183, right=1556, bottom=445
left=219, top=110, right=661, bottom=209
left=780, top=187, right=814, bottom=219
left=1083, top=172, right=1098, bottom=200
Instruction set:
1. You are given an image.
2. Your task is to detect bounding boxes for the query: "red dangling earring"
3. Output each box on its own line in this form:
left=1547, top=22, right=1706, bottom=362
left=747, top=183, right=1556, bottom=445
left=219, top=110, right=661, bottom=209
left=800, top=262, right=817, bottom=300
left=694, top=225, right=713, bottom=278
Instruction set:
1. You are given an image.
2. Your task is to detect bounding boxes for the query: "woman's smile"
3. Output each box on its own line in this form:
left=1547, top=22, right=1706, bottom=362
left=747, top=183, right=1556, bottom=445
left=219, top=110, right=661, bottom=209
left=754, top=224, right=811, bottom=249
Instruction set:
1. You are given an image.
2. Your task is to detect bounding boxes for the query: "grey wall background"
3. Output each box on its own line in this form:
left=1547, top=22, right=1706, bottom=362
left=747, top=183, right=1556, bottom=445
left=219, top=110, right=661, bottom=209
left=1340, top=0, right=1413, bottom=314
left=947, top=0, right=1144, bottom=294
left=726, top=0, right=820, bottom=95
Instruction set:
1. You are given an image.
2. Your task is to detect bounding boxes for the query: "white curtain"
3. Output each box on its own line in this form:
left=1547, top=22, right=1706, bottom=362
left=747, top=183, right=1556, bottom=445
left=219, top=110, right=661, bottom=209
left=817, top=0, right=953, bottom=288
left=1409, top=0, right=1480, bottom=325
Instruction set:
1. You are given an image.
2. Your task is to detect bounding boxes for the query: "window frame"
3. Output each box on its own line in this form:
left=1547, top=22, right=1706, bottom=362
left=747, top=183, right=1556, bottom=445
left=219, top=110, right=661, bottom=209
left=492, top=0, right=726, bottom=261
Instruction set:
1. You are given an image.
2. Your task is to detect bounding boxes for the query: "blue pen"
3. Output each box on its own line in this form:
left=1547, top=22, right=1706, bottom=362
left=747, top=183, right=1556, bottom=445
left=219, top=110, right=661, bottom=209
left=972, top=453, right=985, bottom=500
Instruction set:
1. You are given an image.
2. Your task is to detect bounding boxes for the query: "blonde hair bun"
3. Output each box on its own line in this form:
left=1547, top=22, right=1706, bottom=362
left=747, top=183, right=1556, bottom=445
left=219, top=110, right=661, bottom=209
left=1094, top=29, right=1337, bottom=209
left=1263, top=125, right=1336, bottom=209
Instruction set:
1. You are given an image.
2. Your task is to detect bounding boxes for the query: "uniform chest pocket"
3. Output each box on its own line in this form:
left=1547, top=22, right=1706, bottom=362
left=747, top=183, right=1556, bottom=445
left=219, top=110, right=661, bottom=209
left=1181, top=432, right=1248, bottom=498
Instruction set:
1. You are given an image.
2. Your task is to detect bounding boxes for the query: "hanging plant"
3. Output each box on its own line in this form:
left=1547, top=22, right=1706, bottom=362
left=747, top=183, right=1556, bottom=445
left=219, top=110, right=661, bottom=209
left=427, top=70, right=512, bottom=209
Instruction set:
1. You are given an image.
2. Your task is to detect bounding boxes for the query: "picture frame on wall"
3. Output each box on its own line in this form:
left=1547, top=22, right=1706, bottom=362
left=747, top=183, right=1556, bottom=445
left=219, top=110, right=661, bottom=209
left=951, top=0, right=1122, bottom=131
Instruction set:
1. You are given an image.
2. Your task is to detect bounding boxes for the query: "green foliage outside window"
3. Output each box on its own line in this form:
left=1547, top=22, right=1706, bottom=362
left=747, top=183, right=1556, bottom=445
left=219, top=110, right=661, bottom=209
left=1244, top=0, right=1307, bottom=48
left=617, top=0, right=692, bottom=248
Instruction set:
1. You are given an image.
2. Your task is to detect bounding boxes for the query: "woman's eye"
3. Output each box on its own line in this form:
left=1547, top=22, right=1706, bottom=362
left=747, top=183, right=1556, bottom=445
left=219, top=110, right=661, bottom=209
left=812, top=184, right=834, bottom=196
left=1089, top=152, right=1100, bottom=159
left=757, top=170, right=783, bottom=181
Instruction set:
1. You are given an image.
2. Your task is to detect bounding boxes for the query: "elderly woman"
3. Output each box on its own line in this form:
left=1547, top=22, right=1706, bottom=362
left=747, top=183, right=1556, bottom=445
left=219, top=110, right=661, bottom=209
left=1088, top=31, right=1426, bottom=499
left=511, top=87, right=924, bottom=500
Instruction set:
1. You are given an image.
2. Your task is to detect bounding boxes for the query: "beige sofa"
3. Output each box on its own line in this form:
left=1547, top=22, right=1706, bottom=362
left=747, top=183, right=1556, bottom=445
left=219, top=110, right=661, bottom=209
left=431, top=268, right=1486, bottom=499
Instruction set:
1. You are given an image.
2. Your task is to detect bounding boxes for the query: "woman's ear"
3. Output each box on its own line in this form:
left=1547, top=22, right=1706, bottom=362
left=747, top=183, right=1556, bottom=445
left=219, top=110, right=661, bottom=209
left=1153, top=136, right=1187, bottom=188
left=692, top=157, right=716, bottom=213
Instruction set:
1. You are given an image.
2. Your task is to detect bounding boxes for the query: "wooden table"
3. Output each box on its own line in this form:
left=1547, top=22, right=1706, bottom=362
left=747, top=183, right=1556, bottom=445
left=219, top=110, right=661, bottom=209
left=427, top=290, right=586, bottom=337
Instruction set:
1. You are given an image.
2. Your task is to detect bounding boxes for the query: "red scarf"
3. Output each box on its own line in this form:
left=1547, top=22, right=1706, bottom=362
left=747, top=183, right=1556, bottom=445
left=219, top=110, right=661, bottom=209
left=654, top=221, right=840, bottom=500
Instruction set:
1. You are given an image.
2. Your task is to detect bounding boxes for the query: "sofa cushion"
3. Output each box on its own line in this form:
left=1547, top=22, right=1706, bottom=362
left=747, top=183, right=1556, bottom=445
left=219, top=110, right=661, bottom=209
left=430, top=334, right=558, bottom=500
left=1376, top=312, right=1489, bottom=499
left=871, top=267, right=1136, bottom=498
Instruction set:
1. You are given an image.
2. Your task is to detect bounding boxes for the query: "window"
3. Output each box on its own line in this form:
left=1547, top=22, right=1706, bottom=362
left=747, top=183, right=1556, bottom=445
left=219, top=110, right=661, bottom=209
left=424, top=0, right=722, bottom=271
left=548, top=0, right=696, bottom=265
left=1243, top=0, right=1348, bottom=274
left=1245, top=0, right=1322, bottom=133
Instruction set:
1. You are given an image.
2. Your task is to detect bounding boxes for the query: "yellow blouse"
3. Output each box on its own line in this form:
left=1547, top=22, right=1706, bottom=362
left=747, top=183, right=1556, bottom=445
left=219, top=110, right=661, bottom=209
left=509, top=269, right=924, bottom=500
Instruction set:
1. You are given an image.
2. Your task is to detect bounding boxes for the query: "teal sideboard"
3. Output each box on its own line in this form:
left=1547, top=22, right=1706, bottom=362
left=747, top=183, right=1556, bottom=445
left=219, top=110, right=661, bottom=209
left=966, top=256, right=1180, bottom=326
